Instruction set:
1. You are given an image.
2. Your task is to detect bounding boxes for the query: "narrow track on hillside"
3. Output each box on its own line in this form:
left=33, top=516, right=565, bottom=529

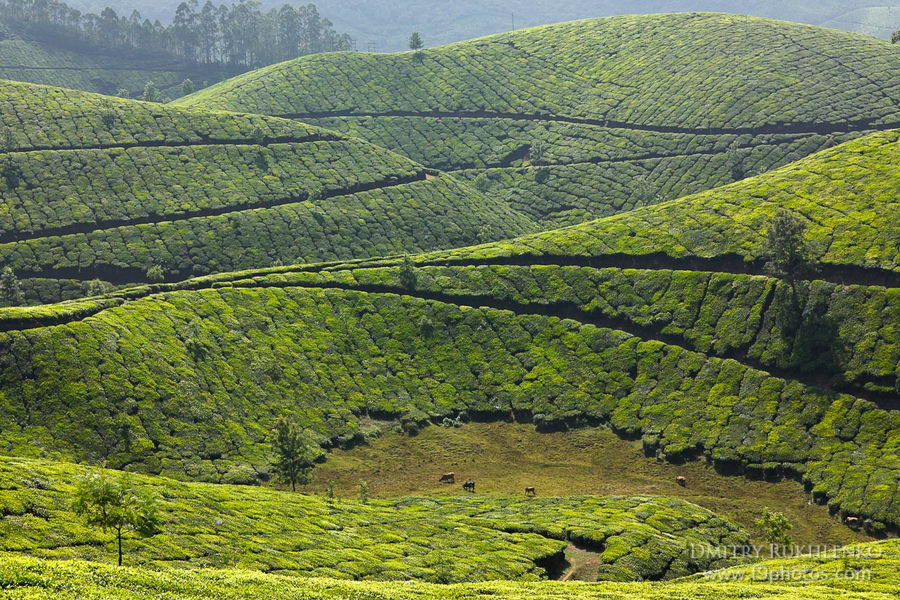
left=445, top=135, right=819, bottom=172
left=408, top=254, right=900, bottom=289
left=0, top=132, right=338, bottom=156
left=0, top=64, right=197, bottom=72
left=0, top=171, right=427, bottom=244
left=279, top=110, right=900, bottom=137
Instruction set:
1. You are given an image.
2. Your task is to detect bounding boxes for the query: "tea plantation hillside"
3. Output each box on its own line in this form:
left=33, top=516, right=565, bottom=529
left=0, top=30, right=219, bottom=98
left=0, top=80, right=537, bottom=303
left=0, top=131, right=896, bottom=529
left=0, top=457, right=748, bottom=582
left=178, top=13, right=900, bottom=226
left=1, top=539, right=898, bottom=599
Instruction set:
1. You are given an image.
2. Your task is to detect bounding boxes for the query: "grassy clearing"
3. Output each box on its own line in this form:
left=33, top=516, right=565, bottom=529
left=307, top=421, right=872, bottom=550
left=0, top=456, right=747, bottom=582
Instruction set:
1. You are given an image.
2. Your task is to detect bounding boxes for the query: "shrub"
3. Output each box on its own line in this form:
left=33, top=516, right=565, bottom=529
left=71, top=472, right=160, bottom=566
left=146, top=265, right=166, bottom=282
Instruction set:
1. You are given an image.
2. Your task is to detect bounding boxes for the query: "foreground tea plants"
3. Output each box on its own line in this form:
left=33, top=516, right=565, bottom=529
left=0, top=457, right=746, bottom=581
left=0, top=539, right=897, bottom=599
left=180, top=14, right=900, bottom=226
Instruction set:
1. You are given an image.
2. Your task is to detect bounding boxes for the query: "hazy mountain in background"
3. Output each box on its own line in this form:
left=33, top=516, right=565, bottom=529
left=65, top=1, right=900, bottom=50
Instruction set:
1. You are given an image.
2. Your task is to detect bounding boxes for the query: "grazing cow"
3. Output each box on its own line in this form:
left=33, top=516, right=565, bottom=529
left=676, top=476, right=687, bottom=487
left=525, top=486, right=536, bottom=497
left=463, top=480, right=475, bottom=492
left=845, top=516, right=860, bottom=526
left=439, top=472, right=455, bottom=484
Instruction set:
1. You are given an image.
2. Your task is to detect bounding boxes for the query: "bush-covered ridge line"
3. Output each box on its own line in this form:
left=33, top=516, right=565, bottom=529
left=401, top=254, right=900, bottom=289
left=0, top=271, right=891, bottom=407
left=277, top=110, right=900, bottom=137
left=3, top=251, right=897, bottom=330
left=0, top=171, right=428, bottom=246
left=0, top=132, right=338, bottom=155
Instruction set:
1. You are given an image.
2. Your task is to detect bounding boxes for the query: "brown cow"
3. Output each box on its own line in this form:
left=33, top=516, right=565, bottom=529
left=676, top=476, right=687, bottom=487
left=439, top=472, right=455, bottom=484
left=845, top=516, right=860, bottom=526
left=525, top=486, right=536, bottom=497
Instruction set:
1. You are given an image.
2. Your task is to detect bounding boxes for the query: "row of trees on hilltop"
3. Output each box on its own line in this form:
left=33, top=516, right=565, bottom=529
left=0, top=0, right=353, bottom=68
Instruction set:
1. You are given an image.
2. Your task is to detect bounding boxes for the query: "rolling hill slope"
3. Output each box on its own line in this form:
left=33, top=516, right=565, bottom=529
left=178, top=13, right=900, bottom=226
left=0, top=131, right=896, bottom=528
left=0, top=28, right=220, bottom=98
left=0, top=79, right=536, bottom=303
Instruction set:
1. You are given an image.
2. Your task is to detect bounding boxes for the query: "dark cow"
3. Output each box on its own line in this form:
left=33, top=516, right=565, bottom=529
left=676, top=476, right=687, bottom=487
left=525, top=486, right=536, bottom=497
left=439, top=472, right=455, bottom=484
left=462, top=480, right=475, bottom=492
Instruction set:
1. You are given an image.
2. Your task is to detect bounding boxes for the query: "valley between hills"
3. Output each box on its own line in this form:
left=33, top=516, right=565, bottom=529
left=0, top=9, right=897, bottom=599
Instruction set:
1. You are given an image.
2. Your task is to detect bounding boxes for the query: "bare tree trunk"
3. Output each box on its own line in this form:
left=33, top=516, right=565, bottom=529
left=117, top=528, right=123, bottom=566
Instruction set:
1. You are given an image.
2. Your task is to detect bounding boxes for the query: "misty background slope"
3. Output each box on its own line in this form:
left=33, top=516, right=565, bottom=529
left=65, top=1, right=900, bottom=50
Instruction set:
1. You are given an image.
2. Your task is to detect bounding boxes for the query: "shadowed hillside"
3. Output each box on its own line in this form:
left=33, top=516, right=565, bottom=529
left=0, top=27, right=221, bottom=98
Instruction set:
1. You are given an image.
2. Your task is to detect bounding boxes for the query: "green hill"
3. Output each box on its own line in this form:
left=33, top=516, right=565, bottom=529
left=1, top=538, right=898, bottom=599
left=0, top=79, right=536, bottom=303
left=0, top=131, right=896, bottom=529
left=0, top=29, right=221, bottom=98
left=0, top=457, right=747, bottom=582
left=178, top=13, right=900, bottom=226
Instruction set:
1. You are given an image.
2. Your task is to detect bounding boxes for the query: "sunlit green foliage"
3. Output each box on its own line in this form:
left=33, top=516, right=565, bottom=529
left=0, top=538, right=897, bottom=599
left=71, top=471, right=160, bottom=566
left=0, top=281, right=895, bottom=526
left=417, top=130, right=900, bottom=272
left=0, top=457, right=745, bottom=582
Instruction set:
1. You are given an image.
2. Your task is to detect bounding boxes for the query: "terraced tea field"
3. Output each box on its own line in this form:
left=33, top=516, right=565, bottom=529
left=0, top=130, right=895, bottom=532
left=0, top=80, right=536, bottom=303
left=0, top=11, right=896, bottom=599
left=179, top=13, right=900, bottom=227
